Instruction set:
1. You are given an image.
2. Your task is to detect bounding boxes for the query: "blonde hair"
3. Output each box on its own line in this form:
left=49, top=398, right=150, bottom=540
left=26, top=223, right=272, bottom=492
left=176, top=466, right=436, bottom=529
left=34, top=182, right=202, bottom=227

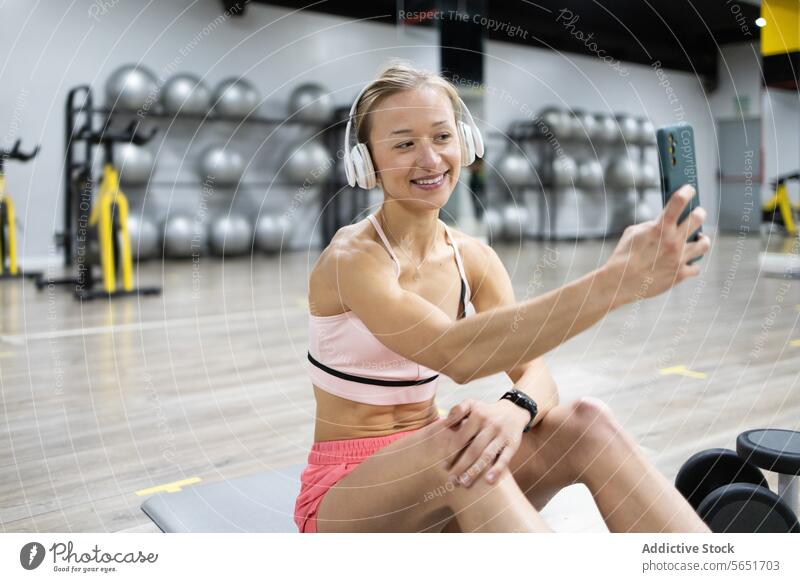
left=353, top=60, right=462, bottom=145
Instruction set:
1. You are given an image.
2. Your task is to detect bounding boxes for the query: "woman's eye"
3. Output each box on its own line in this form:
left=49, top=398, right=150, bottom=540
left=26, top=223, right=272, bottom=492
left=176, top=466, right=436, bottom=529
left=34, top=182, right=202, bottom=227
left=396, top=141, right=413, bottom=149
left=437, top=133, right=452, bottom=141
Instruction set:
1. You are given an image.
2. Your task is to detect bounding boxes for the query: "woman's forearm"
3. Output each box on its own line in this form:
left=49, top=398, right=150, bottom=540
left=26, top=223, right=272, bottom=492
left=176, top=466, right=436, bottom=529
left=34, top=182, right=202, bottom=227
left=441, top=264, right=629, bottom=383
left=510, top=365, right=559, bottom=429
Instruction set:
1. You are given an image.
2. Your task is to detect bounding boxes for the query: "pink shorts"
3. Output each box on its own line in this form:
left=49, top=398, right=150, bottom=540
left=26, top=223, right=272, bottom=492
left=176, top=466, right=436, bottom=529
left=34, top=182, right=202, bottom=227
left=294, top=428, right=420, bottom=533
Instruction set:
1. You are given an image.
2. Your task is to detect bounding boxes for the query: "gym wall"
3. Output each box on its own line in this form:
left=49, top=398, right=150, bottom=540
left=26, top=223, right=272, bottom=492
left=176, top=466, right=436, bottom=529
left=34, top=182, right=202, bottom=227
left=0, top=0, right=438, bottom=263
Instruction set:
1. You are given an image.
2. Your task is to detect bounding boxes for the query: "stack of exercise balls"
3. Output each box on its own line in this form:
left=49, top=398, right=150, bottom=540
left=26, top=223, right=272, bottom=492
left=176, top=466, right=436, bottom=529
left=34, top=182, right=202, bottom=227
left=498, top=107, right=660, bottom=239
left=102, top=68, right=335, bottom=260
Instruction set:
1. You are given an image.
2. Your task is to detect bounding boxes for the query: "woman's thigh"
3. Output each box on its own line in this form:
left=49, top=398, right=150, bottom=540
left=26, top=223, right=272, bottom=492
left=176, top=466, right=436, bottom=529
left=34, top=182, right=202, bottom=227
left=315, top=419, right=460, bottom=532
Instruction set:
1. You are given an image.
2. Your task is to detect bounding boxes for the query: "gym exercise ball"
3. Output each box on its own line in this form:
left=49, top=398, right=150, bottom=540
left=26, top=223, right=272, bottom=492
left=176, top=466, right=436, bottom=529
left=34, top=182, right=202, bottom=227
left=616, top=114, right=640, bottom=143
left=255, top=213, right=291, bottom=252
left=638, top=118, right=656, bottom=144
left=208, top=215, right=252, bottom=256
left=606, top=158, right=641, bottom=189
left=161, top=73, right=211, bottom=115
left=536, top=107, right=572, bottom=139
left=288, top=83, right=333, bottom=122
left=197, top=145, right=245, bottom=186
left=115, top=143, right=155, bottom=184
left=498, top=153, right=534, bottom=187
left=573, top=111, right=598, bottom=141
left=212, top=78, right=260, bottom=117
left=577, top=159, right=604, bottom=190
left=593, top=113, right=618, bottom=143
left=105, top=64, right=159, bottom=110
left=127, top=214, right=160, bottom=260
left=163, top=214, right=204, bottom=258
left=640, top=163, right=659, bottom=189
left=285, top=141, right=332, bottom=184
left=552, top=156, right=578, bottom=187
left=503, top=205, right=529, bottom=240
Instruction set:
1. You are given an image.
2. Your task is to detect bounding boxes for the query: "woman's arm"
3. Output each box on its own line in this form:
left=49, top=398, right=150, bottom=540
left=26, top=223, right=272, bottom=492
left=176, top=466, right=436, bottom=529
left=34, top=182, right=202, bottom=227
left=469, top=241, right=559, bottom=425
left=334, top=186, right=710, bottom=385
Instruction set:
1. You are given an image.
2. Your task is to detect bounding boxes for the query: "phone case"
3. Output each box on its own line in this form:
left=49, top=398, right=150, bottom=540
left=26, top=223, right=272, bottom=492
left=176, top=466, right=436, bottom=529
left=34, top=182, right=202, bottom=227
left=656, top=123, right=702, bottom=262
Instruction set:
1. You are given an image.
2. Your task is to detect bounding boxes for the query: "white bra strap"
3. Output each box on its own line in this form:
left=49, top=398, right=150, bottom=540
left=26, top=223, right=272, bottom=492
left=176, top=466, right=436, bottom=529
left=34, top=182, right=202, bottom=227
left=367, top=214, right=401, bottom=278
left=441, top=222, right=471, bottom=304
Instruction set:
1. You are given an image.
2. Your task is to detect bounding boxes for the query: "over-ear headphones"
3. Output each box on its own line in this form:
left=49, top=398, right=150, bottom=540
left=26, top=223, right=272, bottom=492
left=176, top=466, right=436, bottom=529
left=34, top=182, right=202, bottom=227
left=343, top=82, right=485, bottom=190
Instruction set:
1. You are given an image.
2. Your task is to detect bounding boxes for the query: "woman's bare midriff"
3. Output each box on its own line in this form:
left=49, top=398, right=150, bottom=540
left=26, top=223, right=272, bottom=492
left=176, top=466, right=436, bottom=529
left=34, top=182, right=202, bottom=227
left=309, top=219, right=467, bottom=442
left=312, top=386, right=439, bottom=441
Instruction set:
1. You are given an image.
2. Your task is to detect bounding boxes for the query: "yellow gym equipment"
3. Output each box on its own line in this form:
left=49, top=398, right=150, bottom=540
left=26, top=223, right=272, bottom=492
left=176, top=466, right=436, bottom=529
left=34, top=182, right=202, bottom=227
left=38, top=87, right=161, bottom=300
left=0, top=140, right=42, bottom=281
left=762, top=172, right=800, bottom=235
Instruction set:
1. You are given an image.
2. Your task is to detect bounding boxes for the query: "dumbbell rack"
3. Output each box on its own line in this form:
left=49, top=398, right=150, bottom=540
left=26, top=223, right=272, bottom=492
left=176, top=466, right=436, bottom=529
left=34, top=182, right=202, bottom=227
left=58, top=84, right=336, bottom=265
left=491, top=115, right=657, bottom=241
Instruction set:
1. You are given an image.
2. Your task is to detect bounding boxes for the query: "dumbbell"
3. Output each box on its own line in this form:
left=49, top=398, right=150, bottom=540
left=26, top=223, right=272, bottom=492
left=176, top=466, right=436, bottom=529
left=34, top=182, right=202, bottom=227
left=675, top=448, right=800, bottom=533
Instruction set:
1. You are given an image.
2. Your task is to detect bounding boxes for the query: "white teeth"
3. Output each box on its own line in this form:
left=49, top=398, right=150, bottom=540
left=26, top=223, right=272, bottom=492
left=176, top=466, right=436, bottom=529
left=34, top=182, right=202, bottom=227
left=413, top=174, right=444, bottom=185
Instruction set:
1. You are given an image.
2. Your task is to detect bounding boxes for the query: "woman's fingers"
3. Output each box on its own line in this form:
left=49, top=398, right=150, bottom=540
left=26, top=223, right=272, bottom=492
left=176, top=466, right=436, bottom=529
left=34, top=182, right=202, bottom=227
left=443, top=415, right=480, bottom=469
left=681, top=233, right=710, bottom=263
left=448, top=428, right=495, bottom=484
left=443, top=399, right=473, bottom=428
left=486, top=439, right=516, bottom=484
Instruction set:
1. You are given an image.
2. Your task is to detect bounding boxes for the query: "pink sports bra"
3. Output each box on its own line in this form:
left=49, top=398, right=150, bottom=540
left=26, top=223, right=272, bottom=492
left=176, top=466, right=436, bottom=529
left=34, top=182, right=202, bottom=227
left=307, top=214, right=475, bottom=406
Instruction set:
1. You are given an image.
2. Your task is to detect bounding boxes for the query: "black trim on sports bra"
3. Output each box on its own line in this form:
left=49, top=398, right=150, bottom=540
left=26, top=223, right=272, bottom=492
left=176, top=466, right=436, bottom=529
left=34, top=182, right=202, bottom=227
left=458, top=278, right=467, bottom=320
left=307, top=352, right=439, bottom=387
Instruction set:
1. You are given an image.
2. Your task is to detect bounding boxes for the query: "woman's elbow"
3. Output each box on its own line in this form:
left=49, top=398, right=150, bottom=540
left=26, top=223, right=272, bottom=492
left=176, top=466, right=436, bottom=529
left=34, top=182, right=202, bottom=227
left=432, top=343, right=469, bottom=385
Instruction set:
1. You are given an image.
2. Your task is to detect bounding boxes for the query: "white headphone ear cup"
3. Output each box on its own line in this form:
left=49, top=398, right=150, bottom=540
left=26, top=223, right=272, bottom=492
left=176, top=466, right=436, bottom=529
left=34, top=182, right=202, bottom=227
left=344, top=149, right=356, bottom=187
left=360, top=144, right=376, bottom=189
left=459, top=122, right=476, bottom=166
left=350, top=145, right=366, bottom=189
left=353, top=143, right=376, bottom=190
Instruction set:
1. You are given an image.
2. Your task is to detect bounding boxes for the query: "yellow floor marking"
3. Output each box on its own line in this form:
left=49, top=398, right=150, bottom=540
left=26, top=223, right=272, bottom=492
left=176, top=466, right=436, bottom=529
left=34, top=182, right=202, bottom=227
left=658, top=365, right=707, bottom=380
left=790, top=339, right=800, bottom=347
left=135, top=477, right=202, bottom=496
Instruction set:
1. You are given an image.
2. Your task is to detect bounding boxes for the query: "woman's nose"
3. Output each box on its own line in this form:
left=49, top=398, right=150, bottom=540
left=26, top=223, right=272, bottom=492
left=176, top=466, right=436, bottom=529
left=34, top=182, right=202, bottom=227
left=416, top=140, right=442, bottom=167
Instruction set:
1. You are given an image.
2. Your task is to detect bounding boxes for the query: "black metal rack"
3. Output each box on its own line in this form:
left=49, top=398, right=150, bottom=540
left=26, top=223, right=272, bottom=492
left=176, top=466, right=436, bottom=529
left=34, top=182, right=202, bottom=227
left=59, top=84, right=340, bottom=265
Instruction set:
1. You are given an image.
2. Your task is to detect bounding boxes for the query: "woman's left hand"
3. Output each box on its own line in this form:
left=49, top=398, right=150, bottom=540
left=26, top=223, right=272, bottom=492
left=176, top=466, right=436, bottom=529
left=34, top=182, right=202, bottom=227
left=443, top=398, right=531, bottom=487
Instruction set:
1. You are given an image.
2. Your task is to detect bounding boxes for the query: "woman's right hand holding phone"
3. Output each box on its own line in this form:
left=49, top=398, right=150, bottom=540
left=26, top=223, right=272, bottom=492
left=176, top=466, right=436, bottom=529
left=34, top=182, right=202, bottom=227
left=604, top=185, right=711, bottom=307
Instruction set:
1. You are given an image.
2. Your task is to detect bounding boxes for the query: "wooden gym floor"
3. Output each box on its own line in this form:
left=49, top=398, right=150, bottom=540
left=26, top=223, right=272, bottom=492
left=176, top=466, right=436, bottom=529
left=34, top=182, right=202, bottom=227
left=1, top=229, right=798, bottom=533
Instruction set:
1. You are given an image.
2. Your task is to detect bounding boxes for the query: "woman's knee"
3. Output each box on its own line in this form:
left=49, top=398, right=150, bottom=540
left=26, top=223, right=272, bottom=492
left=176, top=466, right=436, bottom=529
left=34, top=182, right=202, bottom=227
left=569, top=397, right=623, bottom=436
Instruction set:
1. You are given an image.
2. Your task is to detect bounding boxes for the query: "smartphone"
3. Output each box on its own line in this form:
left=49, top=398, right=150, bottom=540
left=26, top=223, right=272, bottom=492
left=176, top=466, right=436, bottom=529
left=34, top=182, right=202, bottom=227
left=656, top=123, right=702, bottom=264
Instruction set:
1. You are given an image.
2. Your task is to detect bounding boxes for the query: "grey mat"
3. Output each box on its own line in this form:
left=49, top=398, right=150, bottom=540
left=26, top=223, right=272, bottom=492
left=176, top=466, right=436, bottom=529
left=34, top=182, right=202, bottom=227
left=141, top=464, right=607, bottom=533
left=141, top=465, right=304, bottom=533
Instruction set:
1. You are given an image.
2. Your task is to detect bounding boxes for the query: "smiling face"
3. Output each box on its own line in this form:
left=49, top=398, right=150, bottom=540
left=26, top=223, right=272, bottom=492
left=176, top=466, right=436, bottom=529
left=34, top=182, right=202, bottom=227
left=366, top=85, right=461, bottom=210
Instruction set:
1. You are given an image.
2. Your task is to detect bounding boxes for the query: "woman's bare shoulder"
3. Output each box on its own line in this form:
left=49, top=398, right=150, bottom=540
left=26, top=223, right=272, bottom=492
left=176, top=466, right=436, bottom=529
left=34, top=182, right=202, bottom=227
left=309, top=220, right=394, bottom=295
left=444, top=224, right=496, bottom=277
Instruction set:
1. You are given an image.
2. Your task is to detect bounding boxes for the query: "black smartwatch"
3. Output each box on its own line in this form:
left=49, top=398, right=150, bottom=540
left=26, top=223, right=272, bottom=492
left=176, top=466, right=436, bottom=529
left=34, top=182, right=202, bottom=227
left=500, top=388, right=538, bottom=433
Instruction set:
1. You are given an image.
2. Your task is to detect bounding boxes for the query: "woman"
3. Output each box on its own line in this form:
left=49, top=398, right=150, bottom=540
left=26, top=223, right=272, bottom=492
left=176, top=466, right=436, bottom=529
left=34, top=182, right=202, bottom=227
left=294, top=62, right=712, bottom=533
